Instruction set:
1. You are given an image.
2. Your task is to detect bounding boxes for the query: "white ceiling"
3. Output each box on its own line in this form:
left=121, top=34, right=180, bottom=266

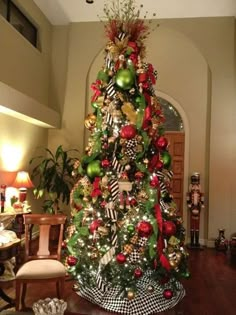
left=33, top=0, right=236, bottom=25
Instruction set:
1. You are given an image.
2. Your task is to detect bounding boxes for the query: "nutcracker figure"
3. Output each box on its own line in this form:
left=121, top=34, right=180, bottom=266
left=186, top=173, right=204, bottom=247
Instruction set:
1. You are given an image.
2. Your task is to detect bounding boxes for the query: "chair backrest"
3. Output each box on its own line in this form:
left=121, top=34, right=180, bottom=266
left=23, top=214, right=67, bottom=261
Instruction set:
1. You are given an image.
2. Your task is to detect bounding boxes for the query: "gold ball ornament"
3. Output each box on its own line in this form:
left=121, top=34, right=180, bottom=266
left=127, top=290, right=135, bottom=300
left=84, top=114, right=96, bottom=130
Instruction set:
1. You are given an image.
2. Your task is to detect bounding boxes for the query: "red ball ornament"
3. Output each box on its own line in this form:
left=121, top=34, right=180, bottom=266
left=120, top=125, right=137, bottom=139
left=137, top=221, right=153, bottom=237
left=67, top=255, right=78, bottom=266
left=130, top=198, right=138, bottom=206
left=163, top=221, right=177, bottom=236
left=134, top=268, right=143, bottom=278
left=116, top=253, right=126, bottom=264
left=101, top=159, right=110, bottom=167
left=61, top=240, right=67, bottom=249
left=89, top=219, right=102, bottom=234
left=155, top=136, right=168, bottom=150
left=163, top=289, right=173, bottom=299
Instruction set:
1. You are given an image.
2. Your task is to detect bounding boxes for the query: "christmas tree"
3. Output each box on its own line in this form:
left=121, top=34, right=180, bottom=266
left=65, top=1, right=189, bottom=314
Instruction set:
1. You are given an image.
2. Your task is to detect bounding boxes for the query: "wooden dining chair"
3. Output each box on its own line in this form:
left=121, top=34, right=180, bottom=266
left=15, top=214, right=67, bottom=311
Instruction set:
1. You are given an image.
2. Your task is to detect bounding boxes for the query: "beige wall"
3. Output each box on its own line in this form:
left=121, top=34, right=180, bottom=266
left=0, top=0, right=52, bottom=106
left=0, top=0, right=55, bottom=213
left=49, top=17, right=235, bottom=245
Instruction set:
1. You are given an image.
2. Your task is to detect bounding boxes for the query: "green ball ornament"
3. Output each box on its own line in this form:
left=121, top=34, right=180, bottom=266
left=127, top=224, right=135, bottom=233
left=97, top=70, right=109, bottom=83
left=115, top=69, right=134, bottom=90
left=161, top=151, right=172, bottom=169
left=100, top=247, right=107, bottom=254
left=87, top=160, right=101, bottom=178
left=181, top=270, right=191, bottom=278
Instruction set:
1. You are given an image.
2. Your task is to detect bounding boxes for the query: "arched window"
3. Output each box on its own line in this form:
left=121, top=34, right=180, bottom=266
left=158, top=97, right=184, bottom=131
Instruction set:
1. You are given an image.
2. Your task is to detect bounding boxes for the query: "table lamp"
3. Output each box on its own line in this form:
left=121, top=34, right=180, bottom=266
left=12, top=171, right=34, bottom=203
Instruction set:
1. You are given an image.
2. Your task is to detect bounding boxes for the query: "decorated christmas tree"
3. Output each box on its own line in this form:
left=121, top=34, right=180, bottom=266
left=64, top=1, right=189, bottom=314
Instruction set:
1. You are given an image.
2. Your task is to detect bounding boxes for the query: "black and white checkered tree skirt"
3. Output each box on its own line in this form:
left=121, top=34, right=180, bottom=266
left=76, top=271, right=185, bottom=315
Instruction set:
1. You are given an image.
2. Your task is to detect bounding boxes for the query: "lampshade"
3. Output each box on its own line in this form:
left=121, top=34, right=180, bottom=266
left=12, top=171, right=34, bottom=189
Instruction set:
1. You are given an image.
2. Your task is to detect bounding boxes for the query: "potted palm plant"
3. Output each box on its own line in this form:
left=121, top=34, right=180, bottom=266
left=29, top=145, right=79, bottom=215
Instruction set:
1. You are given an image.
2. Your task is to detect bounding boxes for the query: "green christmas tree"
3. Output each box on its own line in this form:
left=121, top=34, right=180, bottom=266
left=65, top=1, right=189, bottom=314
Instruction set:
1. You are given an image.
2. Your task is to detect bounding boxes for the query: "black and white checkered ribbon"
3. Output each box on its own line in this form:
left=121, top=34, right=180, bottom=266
left=125, top=148, right=136, bottom=160
left=78, top=271, right=185, bottom=315
left=128, top=249, right=140, bottom=263
left=126, top=138, right=138, bottom=149
left=138, top=237, right=148, bottom=247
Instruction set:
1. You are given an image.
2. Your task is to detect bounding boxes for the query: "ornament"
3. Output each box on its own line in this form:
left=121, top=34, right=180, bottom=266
left=101, top=159, right=110, bottom=168
left=116, top=253, right=126, bottom=264
left=130, top=198, right=137, bottom=207
left=147, top=285, right=154, bottom=293
left=127, top=224, right=135, bottom=233
left=161, top=151, right=172, bottom=169
left=181, top=270, right=191, bottom=278
left=134, top=268, right=143, bottom=278
left=120, top=125, right=137, bottom=139
left=61, top=240, right=67, bottom=249
left=163, top=289, right=173, bottom=299
left=84, top=113, right=96, bottom=131
left=67, top=256, right=78, bottom=266
left=89, top=219, right=102, bottom=234
left=155, top=136, right=168, bottom=150
left=87, top=160, right=102, bottom=178
left=127, top=290, right=135, bottom=300
left=137, top=221, right=153, bottom=237
left=163, top=221, right=176, bottom=237
left=115, top=69, right=134, bottom=90
left=100, top=247, right=107, bottom=254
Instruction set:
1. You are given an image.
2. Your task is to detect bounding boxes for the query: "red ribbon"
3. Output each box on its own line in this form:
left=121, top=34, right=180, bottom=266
left=91, top=177, right=102, bottom=197
left=91, top=80, right=102, bottom=102
left=155, top=204, right=171, bottom=271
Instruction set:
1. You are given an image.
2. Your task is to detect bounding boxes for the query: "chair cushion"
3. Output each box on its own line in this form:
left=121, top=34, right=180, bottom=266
left=16, top=259, right=66, bottom=279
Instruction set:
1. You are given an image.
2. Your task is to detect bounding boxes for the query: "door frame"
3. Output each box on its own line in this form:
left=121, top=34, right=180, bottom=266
left=157, top=91, right=190, bottom=230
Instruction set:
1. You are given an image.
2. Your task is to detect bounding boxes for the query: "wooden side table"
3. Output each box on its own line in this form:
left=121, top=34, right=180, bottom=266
left=0, top=239, right=21, bottom=311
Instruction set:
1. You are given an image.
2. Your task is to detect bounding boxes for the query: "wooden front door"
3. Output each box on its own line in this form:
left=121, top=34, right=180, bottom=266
left=165, top=132, right=185, bottom=216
